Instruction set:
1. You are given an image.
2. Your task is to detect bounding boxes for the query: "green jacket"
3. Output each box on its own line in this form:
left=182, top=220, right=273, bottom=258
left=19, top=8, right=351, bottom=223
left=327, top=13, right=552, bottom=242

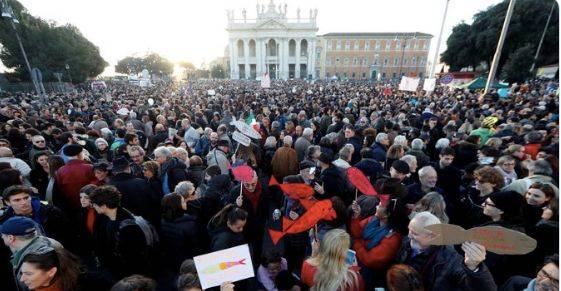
left=470, top=127, right=493, bottom=145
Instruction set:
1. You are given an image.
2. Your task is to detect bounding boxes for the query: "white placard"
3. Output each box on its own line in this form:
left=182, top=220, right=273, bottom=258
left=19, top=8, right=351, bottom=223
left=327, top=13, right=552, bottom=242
left=261, top=73, right=270, bottom=88
left=423, top=78, right=436, bottom=92
left=233, top=131, right=251, bottom=147
left=194, top=244, right=254, bottom=290
left=207, top=89, right=216, bottom=96
left=399, top=76, right=420, bottom=92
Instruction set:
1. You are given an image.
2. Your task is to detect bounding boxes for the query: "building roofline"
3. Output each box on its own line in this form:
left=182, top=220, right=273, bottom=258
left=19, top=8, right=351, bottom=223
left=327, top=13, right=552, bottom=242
left=320, top=32, right=433, bottom=38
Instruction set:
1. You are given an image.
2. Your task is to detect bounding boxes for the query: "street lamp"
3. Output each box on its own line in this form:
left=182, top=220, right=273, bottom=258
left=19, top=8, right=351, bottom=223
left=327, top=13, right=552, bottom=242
left=1, top=0, right=40, bottom=96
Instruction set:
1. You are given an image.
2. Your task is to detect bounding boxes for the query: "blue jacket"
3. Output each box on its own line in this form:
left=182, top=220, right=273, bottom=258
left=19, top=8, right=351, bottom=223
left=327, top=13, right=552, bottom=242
left=371, top=142, right=387, bottom=164
left=194, top=136, right=211, bottom=157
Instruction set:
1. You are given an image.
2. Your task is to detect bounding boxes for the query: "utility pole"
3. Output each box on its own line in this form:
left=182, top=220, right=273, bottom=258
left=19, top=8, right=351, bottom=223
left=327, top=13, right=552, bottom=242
left=484, top=0, right=516, bottom=94
left=530, top=1, right=556, bottom=74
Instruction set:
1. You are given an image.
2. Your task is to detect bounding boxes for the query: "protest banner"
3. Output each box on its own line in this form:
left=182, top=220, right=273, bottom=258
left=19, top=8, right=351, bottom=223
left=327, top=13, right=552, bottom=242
left=231, top=120, right=261, bottom=139
left=399, top=76, right=420, bottom=92
left=426, top=224, right=537, bottom=255
left=261, top=72, right=270, bottom=88
left=423, top=78, right=436, bottom=92
left=194, top=244, right=254, bottom=289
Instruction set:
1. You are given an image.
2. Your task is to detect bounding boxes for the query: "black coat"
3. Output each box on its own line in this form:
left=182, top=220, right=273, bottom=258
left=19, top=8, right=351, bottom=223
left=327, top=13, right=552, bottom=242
left=345, top=136, right=363, bottom=165
left=161, top=157, right=188, bottom=194
left=454, top=141, right=479, bottom=169
left=160, top=214, right=202, bottom=270
left=186, top=165, right=206, bottom=188
left=208, top=225, right=246, bottom=252
left=108, top=173, right=162, bottom=227
left=397, top=238, right=497, bottom=291
left=93, top=207, right=152, bottom=280
left=319, top=165, right=347, bottom=201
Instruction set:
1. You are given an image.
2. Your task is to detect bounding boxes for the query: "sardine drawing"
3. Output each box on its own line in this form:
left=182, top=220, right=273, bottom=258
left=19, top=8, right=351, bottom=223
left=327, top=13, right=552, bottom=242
left=201, top=259, right=247, bottom=274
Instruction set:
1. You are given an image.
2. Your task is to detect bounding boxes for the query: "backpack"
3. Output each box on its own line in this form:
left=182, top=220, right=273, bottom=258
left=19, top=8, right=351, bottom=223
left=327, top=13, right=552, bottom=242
left=118, top=215, right=159, bottom=248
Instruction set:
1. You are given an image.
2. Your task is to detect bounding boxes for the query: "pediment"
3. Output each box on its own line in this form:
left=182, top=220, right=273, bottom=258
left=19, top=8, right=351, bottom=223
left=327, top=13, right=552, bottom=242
left=256, top=19, right=287, bottom=30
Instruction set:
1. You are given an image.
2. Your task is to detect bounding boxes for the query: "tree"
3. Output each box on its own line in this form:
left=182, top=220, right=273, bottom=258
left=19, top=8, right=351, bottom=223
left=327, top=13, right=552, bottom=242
left=115, top=57, right=144, bottom=75
left=177, top=61, right=195, bottom=71
left=0, top=0, right=107, bottom=83
left=500, top=44, right=535, bottom=83
left=210, top=64, right=226, bottom=79
left=441, top=0, right=558, bottom=79
left=115, top=53, right=173, bottom=76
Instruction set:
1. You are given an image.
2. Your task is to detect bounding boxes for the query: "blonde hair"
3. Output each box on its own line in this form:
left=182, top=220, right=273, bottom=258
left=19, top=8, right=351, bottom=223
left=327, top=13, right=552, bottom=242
left=309, top=229, right=359, bottom=291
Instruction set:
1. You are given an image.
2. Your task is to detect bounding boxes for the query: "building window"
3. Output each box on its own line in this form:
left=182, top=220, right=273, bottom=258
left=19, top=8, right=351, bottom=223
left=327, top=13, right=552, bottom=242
left=336, top=41, right=342, bottom=50
left=395, top=40, right=401, bottom=50
left=424, top=41, right=429, bottom=50
left=365, top=42, right=370, bottom=51
left=376, top=41, right=381, bottom=50
left=362, top=72, right=366, bottom=78
left=384, top=58, right=388, bottom=66
left=382, top=72, right=386, bottom=78
left=393, top=57, right=399, bottom=66
left=411, top=57, right=417, bottom=66
left=374, top=57, right=379, bottom=65
left=326, top=59, right=331, bottom=66
left=345, top=41, right=350, bottom=50
left=420, top=57, right=425, bottom=66
left=362, top=58, right=368, bottom=66
left=403, top=58, right=408, bottom=66
left=352, top=72, right=356, bottom=78
left=344, top=58, right=349, bottom=65
left=354, top=41, right=359, bottom=50
left=385, top=41, right=391, bottom=51
left=405, top=40, right=410, bottom=49
left=393, top=73, right=397, bottom=78
left=353, top=57, right=358, bottom=66
left=328, top=40, right=333, bottom=49
left=336, top=58, right=340, bottom=65
left=344, top=72, right=348, bottom=78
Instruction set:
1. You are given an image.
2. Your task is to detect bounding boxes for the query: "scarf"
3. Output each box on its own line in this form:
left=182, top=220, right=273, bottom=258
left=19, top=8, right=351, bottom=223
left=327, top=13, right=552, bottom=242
left=362, top=217, right=389, bottom=250
left=86, top=208, right=96, bottom=235
left=523, top=278, right=537, bottom=291
left=243, top=182, right=262, bottom=213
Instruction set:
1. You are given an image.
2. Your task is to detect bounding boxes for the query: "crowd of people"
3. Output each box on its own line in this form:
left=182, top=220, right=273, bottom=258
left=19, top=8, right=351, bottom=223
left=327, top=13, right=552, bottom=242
left=0, top=77, right=558, bottom=291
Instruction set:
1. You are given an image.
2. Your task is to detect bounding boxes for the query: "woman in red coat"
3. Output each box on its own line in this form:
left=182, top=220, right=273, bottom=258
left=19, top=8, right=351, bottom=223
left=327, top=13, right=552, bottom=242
left=350, top=198, right=409, bottom=275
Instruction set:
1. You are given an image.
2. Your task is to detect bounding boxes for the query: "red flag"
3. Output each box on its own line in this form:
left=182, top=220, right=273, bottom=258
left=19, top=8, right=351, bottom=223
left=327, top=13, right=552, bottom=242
left=347, top=167, right=377, bottom=196
left=269, top=199, right=337, bottom=245
left=278, top=183, right=315, bottom=200
left=269, top=176, right=279, bottom=186
left=232, top=165, right=254, bottom=182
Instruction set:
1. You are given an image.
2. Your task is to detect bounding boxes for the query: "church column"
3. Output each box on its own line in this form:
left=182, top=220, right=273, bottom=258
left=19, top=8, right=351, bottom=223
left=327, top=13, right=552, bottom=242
left=232, top=39, right=239, bottom=79
left=228, top=39, right=235, bottom=79
left=283, top=38, right=289, bottom=80
left=295, top=39, right=301, bottom=79
left=308, top=39, right=315, bottom=79
left=244, top=39, right=250, bottom=79
left=255, top=38, right=261, bottom=77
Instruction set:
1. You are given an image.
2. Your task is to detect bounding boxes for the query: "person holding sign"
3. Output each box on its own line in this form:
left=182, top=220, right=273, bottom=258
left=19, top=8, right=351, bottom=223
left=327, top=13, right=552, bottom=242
left=396, top=212, right=497, bottom=291
left=208, top=204, right=248, bottom=252
left=350, top=198, right=408, bottom=286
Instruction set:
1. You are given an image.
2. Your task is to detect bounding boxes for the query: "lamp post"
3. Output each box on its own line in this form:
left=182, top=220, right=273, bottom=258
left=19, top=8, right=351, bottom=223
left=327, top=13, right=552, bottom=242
left=1, top=0, right=40, bottom=96
left=398, top=32, right=417, bottom=78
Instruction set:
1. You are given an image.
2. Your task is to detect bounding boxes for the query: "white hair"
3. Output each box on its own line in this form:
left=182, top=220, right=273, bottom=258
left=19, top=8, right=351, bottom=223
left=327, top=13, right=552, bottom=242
left=375, top=133, right=388, bottom=143
left=412, top=211, right=441, bottom=231
left=154, top=146, right=172, bottom=158
left=435, top=138, right=450, bottom=149
left=393, top=135, right=408, bottom=147
left=411, top=138, right=424, bottom=150
left=302, top=128, right=313, bottom=138
left=401, top=155, right=417, bottom=166
left=174, top=181, right=195, bottom=197
left=283, top=135, right=293, bottom=147
left=265, top=136, right=277, bottom=148
left=418, top=166, right=437, bottom=179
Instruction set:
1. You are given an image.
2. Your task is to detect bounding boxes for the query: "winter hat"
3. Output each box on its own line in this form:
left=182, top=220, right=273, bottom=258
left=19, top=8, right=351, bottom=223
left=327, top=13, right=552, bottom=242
left=489, top=191, right=523, bottom=219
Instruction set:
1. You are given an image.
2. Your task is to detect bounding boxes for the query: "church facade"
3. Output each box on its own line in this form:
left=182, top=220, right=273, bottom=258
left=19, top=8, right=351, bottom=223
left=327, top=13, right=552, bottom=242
left=226, top=1, right=318, bottom=80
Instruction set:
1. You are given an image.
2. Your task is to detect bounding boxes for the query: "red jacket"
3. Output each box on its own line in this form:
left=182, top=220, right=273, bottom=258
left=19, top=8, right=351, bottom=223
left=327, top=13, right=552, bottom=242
left=524, top=143, right=542, bottom=160
left=56, top=159, right=95, bottom=212
left=350, top=216, right=403, bottom=270
left=301, top=260, right=364, bottom=291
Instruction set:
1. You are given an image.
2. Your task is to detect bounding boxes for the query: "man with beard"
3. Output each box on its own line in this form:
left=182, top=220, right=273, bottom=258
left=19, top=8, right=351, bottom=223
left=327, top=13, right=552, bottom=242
left=396, top=212, right=496, bottom=290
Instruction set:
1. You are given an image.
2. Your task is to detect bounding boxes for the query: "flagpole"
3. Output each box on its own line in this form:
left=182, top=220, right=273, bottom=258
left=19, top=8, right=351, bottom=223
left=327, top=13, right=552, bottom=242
left=429, top=0, right=450, bottom=79
left=484, top=0, right=516, bottom=94
left=529, top=1, right=555, bottom=74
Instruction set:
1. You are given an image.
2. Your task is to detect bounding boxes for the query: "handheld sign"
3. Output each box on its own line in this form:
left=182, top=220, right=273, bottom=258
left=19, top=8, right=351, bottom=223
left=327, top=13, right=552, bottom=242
left=232, top=165, right=254, bottom=183
left=347, top=167, right=377, bottom=196
left=147, top=98, right=154, bottom=106
left=425, top=224, right=537, bottom=255
left=194, top=244, right=254, bottom=289
left=231, top=121, right=261, bottom=139
left=440, top=73, right=454, bottom=84
left=233, top=131, right=251, bottom=147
